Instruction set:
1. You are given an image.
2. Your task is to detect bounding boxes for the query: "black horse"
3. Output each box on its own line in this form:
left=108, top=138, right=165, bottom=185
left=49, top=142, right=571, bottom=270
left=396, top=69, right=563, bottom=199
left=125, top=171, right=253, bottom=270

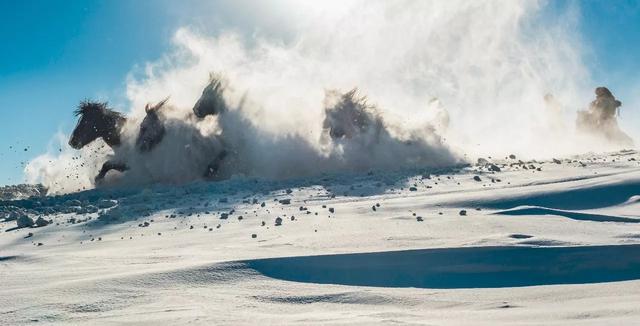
left=133, top=82, right=229, bottom=179
left=69, top=101, right=129, bottom=181
left=322, top=88, right=383, bottom=141
left=192, top=74, right=228, bottom=119
left=191, top=75, right=231, bottom=178
left=136, top=97, right=170, bottom=152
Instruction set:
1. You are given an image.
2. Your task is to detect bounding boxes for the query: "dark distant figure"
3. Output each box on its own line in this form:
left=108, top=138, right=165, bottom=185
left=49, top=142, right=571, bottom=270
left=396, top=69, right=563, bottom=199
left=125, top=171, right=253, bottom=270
left=576, top=87, right=633, bottom=146
left=589, top=87, right=622, bottom=124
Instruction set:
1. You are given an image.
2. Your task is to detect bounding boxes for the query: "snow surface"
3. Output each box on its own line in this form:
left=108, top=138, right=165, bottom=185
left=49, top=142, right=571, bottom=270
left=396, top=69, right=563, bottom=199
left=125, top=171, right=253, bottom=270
left=2, top=150, right=640, bottom=325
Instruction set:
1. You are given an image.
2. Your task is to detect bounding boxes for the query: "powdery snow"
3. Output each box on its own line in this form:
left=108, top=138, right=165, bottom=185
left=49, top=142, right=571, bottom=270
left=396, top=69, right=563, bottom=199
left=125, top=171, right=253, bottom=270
left=1, top=150, right=640, bottom=325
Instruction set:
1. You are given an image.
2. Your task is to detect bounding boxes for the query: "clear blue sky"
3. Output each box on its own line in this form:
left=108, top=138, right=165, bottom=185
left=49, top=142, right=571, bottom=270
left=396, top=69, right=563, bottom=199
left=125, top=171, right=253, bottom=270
left=0, top=0, right=638, bottom=185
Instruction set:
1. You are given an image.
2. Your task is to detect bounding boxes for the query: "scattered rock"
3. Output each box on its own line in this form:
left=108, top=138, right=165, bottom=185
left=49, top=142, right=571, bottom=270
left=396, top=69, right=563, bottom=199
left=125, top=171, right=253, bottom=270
left=409, top=187, right=418, bottom=191
left=16, top=216, right=34, bottom=228
left=35, top=217, right=50, bottom=227
left=328, top=207, right=335, bottom=213
left=220, top=213, right=229, bottom=219
left=488, top=164, right=501, bottom=172
left=279, top=199, right=291, bottom=205
left=416, top=216, right=424, bottom=222
left=275, top=217, right=283, bottom=226
left=97, top=199, right=117, bottom=209
left=509, top=154, right=516, bottom=159
left=251, top=234, right=257, bottom=239
left=459, top=210, right=467, bottom=216
left=553, top=158, right=562, bottom=164
left=473, top=176, right=482, bottom=182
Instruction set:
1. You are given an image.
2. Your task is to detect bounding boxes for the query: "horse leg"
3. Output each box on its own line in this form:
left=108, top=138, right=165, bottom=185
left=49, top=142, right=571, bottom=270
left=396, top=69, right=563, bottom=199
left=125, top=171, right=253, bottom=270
left=204, top=150, right=228, bottom=179
left=95, top=161, right=129, bottom=182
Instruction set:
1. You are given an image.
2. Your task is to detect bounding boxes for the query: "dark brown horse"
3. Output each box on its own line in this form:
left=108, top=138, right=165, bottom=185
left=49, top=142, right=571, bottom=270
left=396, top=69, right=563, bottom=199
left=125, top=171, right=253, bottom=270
left=69, top=101, right=129, bottom=181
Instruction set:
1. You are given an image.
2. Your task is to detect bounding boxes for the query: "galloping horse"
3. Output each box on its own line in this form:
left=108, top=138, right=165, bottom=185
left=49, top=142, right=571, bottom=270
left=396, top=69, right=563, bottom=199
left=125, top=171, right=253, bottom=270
left=69, top=101, right=129, bottom=181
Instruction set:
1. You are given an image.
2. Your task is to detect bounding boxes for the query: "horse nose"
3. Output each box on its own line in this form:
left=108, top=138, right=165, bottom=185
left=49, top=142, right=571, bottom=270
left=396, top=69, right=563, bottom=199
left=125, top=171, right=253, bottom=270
left=68, top=138, right=79, bottom=149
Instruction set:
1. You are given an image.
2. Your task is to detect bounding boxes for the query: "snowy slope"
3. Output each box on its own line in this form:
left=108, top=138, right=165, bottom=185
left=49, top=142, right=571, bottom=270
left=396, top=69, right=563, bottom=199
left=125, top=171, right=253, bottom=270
left=1, top=150, right=640, bottom=325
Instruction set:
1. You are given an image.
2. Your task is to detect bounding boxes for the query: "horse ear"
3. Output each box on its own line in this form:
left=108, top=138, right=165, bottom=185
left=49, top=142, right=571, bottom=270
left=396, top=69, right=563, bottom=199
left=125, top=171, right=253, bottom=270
left=155, top=96, right=170, bottom=111
left=146, top=96, right=170, bottom=114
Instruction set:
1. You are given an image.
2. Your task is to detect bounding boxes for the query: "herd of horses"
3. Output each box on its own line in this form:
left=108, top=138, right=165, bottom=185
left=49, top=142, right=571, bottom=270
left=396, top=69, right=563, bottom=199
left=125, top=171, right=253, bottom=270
left=69, top=79, right=633, bottom=186
left=68, top=76, right=390, bottom=184
left=68, top=76, right=230, bottom=183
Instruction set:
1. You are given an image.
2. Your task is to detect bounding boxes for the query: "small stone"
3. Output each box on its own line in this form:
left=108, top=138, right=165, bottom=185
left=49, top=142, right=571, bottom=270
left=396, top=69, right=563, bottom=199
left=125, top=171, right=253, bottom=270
left=16, top=216, right=34, bottom=228
left=279, top=199, right=291, bottom=205
left=409, top=187, right=418, bottom=191
left=275, top=217, right=283, bottom=226
left=459, top=210, right=467, bottom=216
left=35, top=217, right=50, bottom=227
left=328, top=207, right=335, bottom=213
left=220, top=213, right=229, bottom=219
left=251, top=234, right=257, bottom=239
left=488, top=164, right=501, bottom=172
left=473, top=176, right=482, bottom=182
left=416, top=216, right=424, bottom=222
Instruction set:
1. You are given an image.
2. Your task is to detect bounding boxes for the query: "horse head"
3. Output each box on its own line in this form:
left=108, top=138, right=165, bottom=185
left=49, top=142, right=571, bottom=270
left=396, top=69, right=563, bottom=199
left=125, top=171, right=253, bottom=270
left=323, top=89, right=378, bottom=140
left=192, top=74, right=228, bottom=119
left=136, top=97, right=170, bottom=152
left=69, top=101, right=126, bottom=149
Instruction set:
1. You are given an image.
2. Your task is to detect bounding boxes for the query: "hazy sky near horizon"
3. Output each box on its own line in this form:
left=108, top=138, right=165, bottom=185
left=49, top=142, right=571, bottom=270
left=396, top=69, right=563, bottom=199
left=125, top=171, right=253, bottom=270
left=0, top=0, right=639, bottom=185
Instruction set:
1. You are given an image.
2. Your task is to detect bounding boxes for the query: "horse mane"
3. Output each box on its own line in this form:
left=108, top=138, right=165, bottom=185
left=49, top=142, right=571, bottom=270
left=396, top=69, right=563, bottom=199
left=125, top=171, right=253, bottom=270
left=75, top=100, right=125, bottom=121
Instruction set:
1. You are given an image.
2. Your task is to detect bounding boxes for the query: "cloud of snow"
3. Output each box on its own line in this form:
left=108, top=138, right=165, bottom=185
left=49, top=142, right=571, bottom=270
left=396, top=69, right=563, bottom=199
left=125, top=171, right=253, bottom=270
left=26, top=0, right=635, bottom=194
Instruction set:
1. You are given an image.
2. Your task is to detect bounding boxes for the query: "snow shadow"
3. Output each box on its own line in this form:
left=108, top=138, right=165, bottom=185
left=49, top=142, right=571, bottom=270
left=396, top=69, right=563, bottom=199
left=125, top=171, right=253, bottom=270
left=477, top=180, right=640, bottom=210
left=243, top=245, right=640, bottom=289
left=2, top=165, right=468, bottom=230
left=496, top=206, right=640, bottom=223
